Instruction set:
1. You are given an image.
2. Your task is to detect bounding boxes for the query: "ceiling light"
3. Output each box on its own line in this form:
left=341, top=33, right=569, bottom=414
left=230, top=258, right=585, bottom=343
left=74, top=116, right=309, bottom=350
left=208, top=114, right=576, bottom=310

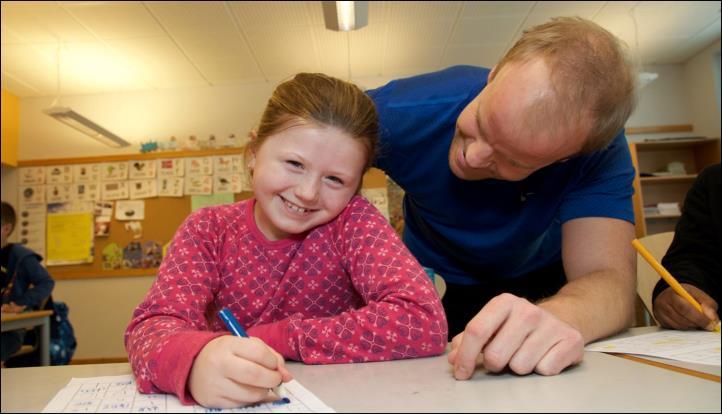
left=43, top=106, right=130, bottom=148
left=44, top=41, right=130, bottom=148
left=322, top=1, right=368, bottom=31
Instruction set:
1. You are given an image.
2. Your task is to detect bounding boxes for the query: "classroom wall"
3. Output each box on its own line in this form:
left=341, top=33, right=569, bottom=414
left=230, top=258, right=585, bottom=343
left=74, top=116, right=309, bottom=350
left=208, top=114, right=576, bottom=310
left=3, top=51, right=720, bottom=361
left=52, top=276, right=156, bottom=360
left=682, top=40, right=721, bottom=138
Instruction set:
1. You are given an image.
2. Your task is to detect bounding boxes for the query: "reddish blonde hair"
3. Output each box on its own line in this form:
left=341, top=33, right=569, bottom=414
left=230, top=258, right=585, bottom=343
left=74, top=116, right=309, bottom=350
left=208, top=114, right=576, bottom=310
left=495, top=17, right=638, bottom=153
left=246, top=73, right=378, bottom=173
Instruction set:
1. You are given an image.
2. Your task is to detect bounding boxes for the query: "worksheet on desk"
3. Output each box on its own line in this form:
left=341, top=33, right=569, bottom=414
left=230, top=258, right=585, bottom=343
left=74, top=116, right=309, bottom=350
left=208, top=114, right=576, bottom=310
left=585, top=330, right=720, bottom=366
left=41, top=375, right=335, bottom=413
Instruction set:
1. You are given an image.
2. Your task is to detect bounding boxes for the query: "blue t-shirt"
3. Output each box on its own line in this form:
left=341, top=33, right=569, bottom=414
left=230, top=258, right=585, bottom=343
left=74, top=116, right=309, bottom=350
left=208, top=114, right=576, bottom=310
left=367, top=65, right=635, bottom=285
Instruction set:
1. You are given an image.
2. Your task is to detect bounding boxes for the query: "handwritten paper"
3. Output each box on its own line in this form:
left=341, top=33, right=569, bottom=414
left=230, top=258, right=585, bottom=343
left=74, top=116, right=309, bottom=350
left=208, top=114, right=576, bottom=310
left=42, top=375, right=335, bottom=413
left=585, top=329, right=721, bottom=366
left=46, top=212, right=94, bottom=266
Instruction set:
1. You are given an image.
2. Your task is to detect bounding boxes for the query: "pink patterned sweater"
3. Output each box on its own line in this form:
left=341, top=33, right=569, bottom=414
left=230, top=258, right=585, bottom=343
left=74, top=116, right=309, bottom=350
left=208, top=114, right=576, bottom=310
left=125, top=196, right=447, bottom=403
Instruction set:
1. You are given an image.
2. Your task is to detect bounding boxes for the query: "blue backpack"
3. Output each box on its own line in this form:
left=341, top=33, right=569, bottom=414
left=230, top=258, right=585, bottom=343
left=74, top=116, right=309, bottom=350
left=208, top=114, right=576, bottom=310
left=48, top=300, right=77, bottom=365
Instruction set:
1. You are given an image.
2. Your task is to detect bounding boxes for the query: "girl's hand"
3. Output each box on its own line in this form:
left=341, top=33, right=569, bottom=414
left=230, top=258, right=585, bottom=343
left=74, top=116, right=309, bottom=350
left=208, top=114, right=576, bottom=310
left=188, top=335, right=293, bottom=409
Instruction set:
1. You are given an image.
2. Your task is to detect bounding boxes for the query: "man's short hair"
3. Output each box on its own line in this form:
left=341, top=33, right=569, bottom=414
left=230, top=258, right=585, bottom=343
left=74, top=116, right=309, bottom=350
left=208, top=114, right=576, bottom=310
left=1, top=201, right=17, bottom=234
left=495, top=16, right=638, bottom=153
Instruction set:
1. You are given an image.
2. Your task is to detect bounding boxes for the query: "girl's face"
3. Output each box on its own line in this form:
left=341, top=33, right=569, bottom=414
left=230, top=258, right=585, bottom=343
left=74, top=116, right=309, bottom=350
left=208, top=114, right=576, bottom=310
left=249, top=122, right=367, bottom=241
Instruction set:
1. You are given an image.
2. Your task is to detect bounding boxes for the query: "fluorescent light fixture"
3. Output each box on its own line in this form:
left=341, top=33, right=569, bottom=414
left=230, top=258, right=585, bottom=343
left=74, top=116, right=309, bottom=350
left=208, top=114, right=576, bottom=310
left=322, top=1, right=368, bottom=31
left=43, top=106, right=130, bottom=148
left=638, top=71, right=659, bottom=88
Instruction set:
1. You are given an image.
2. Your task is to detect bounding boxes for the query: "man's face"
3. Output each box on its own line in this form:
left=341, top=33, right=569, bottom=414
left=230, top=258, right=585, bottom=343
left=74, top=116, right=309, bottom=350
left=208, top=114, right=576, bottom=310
left=448, top=58, right=589, bottom=181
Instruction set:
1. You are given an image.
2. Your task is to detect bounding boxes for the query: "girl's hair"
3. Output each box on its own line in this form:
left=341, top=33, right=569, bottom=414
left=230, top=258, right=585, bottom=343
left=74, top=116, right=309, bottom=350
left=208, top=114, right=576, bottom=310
left=246, top=73, right=379, bottom=174
left=495, top=16, right=638, bottom=153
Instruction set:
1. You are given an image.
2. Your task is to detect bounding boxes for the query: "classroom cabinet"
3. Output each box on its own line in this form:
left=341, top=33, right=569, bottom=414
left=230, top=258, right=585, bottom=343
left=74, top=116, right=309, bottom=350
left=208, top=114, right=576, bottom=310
left=629, top=137, right=720, bottom=236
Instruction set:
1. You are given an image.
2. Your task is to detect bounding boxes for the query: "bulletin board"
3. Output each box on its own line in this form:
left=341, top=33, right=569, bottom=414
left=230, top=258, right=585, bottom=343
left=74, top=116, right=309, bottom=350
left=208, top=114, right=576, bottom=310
left=16, top=148, right=388, bottom=280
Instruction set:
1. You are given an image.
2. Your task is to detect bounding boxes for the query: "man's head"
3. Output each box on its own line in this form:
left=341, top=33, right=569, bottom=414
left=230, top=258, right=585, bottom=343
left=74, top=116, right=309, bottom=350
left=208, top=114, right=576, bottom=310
left=1, top=201, right=17, bottom=248
left=449, top=16, right=638, bottom=181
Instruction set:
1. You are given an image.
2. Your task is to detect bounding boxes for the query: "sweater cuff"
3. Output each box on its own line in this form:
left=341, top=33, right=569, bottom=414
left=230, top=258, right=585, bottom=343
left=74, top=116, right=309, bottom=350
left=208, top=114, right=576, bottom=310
left=246, top=320, right=298, bottom=360
left=155, top=330, right=227, bottom=405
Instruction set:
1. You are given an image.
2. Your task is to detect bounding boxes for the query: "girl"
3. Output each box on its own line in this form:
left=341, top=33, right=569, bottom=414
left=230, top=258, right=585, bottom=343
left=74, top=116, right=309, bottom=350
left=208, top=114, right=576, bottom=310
left=125, top=73, right=447, bottom=408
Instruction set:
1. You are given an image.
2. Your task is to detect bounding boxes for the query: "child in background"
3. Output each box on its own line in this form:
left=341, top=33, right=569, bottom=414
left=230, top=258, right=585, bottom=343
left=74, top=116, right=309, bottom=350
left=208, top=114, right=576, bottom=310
left=125, top=73, right=448, bottom=408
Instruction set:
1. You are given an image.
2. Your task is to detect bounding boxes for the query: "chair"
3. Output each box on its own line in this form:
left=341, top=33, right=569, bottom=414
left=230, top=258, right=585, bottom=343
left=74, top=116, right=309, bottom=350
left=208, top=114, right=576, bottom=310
left=635, top=232, right=675, bottom=326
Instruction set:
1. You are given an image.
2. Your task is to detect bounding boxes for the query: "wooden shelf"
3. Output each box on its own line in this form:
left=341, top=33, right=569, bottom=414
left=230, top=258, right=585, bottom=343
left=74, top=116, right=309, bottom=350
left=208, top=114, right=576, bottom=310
left=640, top=174, right=697, bottom=183
left=645, top=213, right=682, bottom=220
left=629, top=135, right=720, bottom=237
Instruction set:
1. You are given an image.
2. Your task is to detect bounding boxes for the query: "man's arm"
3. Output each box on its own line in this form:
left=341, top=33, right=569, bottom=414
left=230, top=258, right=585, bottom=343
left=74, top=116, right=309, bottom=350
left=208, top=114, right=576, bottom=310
left=542, top=216, right=637, bottom=343
left=448, top=216, right=635, bottom=378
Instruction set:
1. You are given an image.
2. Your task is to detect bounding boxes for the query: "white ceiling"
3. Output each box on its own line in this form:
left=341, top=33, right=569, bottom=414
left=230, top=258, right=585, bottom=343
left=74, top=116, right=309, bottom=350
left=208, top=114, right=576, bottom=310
left=1, top=1, right=720, bottom=99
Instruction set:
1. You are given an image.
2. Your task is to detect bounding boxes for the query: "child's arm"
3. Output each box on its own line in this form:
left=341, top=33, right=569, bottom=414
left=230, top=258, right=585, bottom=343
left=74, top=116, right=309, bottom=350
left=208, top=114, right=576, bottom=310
left=247, top=196, right=447, bottom=363
left=124, top=206, right=292, bottom=405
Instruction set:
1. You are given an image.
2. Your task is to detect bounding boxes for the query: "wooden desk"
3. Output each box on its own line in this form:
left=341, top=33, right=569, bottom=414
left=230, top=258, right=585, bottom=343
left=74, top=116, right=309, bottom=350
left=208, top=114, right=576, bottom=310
left=1, top=310, right=53, bottom=366
left=1, top=328, right=719, bottom=412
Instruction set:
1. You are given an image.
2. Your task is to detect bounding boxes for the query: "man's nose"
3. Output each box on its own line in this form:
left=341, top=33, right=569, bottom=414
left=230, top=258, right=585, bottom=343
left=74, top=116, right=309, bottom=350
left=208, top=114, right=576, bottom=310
left=465, top=140, right=493, bottom=168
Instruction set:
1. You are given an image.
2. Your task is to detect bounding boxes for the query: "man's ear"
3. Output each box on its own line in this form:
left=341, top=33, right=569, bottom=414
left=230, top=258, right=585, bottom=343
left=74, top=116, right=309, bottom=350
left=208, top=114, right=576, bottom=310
left=488, top=65, right=497, bottom=83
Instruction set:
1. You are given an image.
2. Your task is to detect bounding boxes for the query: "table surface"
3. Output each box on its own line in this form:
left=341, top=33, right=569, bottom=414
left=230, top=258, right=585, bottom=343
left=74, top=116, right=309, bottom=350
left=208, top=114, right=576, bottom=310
left=1, top=310, right=53, bottom=324
left=2, top=327, right=719, bottom=413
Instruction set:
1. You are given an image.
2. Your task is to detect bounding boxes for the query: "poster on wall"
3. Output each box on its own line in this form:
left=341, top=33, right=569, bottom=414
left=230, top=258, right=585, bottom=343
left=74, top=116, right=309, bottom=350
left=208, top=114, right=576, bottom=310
left=19, top=167, right=45, bottom=185
left=45, top=165, right=73, bottom=185
left=73, top=183, right=100, bottom=202
left=74, top=164, right=100, bottom=183
left=157, top=177, right=184, bottom=197
left=101, top=181, right=129, bottom=200
left=101, top=161, right=129, bottom=181
left=17, top=203, right=46, bottom=259
left=129, top=180, right=158, bottom=199
left=185, top=175, right=213, bottom=195
left=157, top=158, right=184, bottom=177
left=213, top=174, right=243, bottom=194
left=214, top=155, right=243, bottom=174
left=129, top=160, right=157, bottom=179
left=18, top=185, right=45, bottom=205
left=46, top=202, right=94, bottom=266
left=46, top=184, right=72, bottom=203
left=186, top=157, right=213, bottom=176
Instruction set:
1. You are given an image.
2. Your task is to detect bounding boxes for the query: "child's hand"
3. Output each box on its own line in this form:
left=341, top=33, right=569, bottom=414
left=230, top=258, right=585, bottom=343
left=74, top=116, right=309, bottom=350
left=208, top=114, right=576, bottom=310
left=188, top=335, right=293, bottom=408
left=1, top=302, right=26, bottom=313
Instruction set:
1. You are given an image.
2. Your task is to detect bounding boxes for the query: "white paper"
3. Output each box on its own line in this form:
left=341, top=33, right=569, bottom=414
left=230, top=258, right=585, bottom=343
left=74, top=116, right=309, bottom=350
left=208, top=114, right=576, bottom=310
left=115, top=200, right=145, bottom=221
left=19, top=167, right=45, bottom=185
left=46, top=165, right=73, bottom=184
left=18, top=185, right=45, bottom=204
left=214, top=174, right=243, bottom=194
left=185, top=175, right=213, bottom=195
left=586, top=329, right=721, bottom=366
left=214, top=155, right=244, bottom=174
left=41, top=375, right=335, bottom=413
left=101, top=161, right=129, bottom=181
left=129, top=180, right=158, bottom=199
left=360, top=188, right=390, bottom=221
left=46, top=184, right=73, bottom=203
left=157, top=158, right=185, bottom=177
left=158, top=177, right=184, bottom=197
left=74, top=183, right=100, bottom=202
left=129, top=160, right=157, bottom=179
left=186, top=157, right=213, bottom=176
left=102, top=181, right=129, bottom=201
left=74, top=164, right=101, bottom=183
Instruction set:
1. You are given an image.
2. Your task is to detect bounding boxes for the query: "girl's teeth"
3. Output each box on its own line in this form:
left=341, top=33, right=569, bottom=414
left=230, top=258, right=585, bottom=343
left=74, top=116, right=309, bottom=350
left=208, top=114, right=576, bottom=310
left=285, top=199, right=307, bottom=213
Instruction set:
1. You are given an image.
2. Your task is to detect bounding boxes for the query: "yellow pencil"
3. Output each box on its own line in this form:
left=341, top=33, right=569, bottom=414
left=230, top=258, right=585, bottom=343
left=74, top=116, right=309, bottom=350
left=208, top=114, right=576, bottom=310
left=632, top=239, right=720, bottom=332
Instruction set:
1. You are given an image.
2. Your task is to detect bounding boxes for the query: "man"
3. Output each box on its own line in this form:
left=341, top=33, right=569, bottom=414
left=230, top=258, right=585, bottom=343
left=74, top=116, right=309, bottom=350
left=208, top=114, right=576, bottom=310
left=367, top=17, right=638, bottom=378
left=653, top=164, right=720, bottom=331
left=1, top=201, right=55, bottom=364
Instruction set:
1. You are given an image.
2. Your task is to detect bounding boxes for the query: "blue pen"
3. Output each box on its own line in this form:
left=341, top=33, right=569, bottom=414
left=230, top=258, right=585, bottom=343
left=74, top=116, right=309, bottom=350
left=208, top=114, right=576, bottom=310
left=219, top=308, right=249, bottom=338
left=218, top=308, right=288, bottom=403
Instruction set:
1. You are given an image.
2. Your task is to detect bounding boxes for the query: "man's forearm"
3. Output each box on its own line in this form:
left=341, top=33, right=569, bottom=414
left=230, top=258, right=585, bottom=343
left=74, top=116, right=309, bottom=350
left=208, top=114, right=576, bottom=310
left=538, top=270, right=636, bottom=344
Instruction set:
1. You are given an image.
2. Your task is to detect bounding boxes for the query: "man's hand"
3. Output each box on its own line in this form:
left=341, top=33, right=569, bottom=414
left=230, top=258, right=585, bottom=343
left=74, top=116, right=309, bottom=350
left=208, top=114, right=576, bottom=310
left=653, top=283, right=719, bottom=331
left=1, top=302, right=27, bottom=313
left=447, top=293, right=584, bottom=378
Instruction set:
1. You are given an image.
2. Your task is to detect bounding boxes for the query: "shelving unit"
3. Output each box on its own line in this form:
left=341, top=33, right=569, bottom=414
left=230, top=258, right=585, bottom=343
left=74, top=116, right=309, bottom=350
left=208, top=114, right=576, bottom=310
left=629, top=136, right=720, bottom=237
